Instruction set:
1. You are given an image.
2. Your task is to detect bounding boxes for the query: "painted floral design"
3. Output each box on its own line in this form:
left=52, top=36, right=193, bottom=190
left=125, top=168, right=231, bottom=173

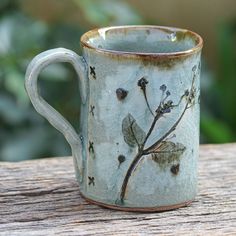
left=118, top=65, right=200, bottom=203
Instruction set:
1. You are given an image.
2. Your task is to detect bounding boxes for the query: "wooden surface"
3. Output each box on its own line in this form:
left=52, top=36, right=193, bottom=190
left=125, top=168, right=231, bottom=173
left=0, top=144, right=236, bottom=236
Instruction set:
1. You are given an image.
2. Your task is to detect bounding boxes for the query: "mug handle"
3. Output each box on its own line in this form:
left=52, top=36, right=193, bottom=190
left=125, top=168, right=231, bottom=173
left=25, top=48, right=88, bottom=182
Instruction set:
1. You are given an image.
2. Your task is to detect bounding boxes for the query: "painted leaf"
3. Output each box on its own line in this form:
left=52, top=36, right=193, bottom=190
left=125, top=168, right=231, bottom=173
left=151, top=141, right=186, bottom=169
left=122, top=113, right=146, bottom=147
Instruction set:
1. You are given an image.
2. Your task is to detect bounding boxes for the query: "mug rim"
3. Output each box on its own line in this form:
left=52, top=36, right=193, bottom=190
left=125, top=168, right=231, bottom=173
left=80, top=25, right=203, bottom=59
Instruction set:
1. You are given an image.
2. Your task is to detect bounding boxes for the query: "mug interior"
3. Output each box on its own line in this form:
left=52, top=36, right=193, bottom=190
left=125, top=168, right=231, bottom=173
left=81, top=26, right=202, bottom=55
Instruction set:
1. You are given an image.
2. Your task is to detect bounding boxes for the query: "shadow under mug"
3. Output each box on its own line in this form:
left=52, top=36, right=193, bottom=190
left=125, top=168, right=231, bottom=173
left=25, top=25, right=203, bottom=212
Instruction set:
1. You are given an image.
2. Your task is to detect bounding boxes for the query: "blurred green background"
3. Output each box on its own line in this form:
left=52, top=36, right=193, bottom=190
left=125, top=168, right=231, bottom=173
left=0, top=0, right=235, bottom=161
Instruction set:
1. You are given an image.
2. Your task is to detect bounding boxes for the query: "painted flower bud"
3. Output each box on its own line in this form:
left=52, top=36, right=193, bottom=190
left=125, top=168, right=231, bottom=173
left=116, top=88, right=128, bottom=100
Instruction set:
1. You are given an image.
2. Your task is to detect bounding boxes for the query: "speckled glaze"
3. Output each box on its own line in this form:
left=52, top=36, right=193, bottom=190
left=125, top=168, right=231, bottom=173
left=25, top=26, right=203, bottom=212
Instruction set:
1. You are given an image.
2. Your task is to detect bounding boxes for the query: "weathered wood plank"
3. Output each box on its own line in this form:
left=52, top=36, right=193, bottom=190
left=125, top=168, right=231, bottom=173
left=0, top=144, right=236, bottom=235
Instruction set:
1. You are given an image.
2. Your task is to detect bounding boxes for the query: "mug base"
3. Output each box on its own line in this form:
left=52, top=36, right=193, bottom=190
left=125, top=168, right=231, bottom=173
left=81, top=193, right=194, bottom=212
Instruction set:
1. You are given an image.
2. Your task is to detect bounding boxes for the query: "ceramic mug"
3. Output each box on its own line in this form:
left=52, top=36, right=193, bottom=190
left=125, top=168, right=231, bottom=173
left=25, top=25, right=203, bottom=212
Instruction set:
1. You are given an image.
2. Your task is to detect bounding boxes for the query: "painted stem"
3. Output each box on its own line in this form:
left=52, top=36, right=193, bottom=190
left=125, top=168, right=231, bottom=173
left=119, top=73, right=197, bottom=202
left=119, top=107, right=163, bottom=201
left=120, top=85, right=195, bottom=202
left=143, top=102, right=189, bottom=155
left=142, top=115, right=159, bottom=148
left=144, top=75, right=196, bottom=154
left=143, top=89, right=155, bottom=117
left=119, top=103, right=187, bottom=202
left=120, top=152, right=143, bottom=202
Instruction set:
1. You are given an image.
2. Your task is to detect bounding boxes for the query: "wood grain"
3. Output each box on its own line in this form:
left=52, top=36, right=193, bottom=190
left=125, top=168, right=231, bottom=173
left=0, top=144, right=236, bottom=235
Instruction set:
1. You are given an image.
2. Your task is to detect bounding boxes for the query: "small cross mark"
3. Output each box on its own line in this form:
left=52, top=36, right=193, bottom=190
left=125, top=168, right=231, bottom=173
left=90, top=66, right=96, bottom=79
left=90, top=105, right=95, bottom=116
left=88, top=141, right=94, bottom=153
left=88, top=176, right=95, bottom=186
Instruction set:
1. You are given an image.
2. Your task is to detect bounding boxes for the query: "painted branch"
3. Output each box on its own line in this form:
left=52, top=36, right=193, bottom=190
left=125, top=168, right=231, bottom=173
left=144, top=76, right=196, bottom=154
left=144, top=101, right=189, bottom=154
left=142, top=115, right=160, bottom=148
left=143, top=89, right=155, bottom=117
left=119, top=102, right=188, bottom=201
left=119, top=152, right=143, bottom=201
left=119, top=77, right=196, bottom=200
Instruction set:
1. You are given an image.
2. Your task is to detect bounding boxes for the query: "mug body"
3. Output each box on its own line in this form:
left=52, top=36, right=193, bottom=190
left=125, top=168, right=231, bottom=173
left=78, top=26, right=202, bottom=211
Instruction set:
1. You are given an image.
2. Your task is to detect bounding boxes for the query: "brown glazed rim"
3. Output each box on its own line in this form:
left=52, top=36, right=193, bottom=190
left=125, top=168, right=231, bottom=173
left=81, top=192, right=194, bottom=212
left=80, top=25, right=203, bottom=59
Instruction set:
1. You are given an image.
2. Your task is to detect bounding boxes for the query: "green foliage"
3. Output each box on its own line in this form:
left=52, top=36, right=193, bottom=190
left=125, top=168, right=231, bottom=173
left=0, top=0, right=235, bottom=161
left=73, top=0, right=142, bottom=26
left=0, top=0, right=143, bottom=161
left=217, top=22, right=236, bottom=128
left=200, top=114, right=234, bottom=143
left=200, top=21, right=236, bottom=143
